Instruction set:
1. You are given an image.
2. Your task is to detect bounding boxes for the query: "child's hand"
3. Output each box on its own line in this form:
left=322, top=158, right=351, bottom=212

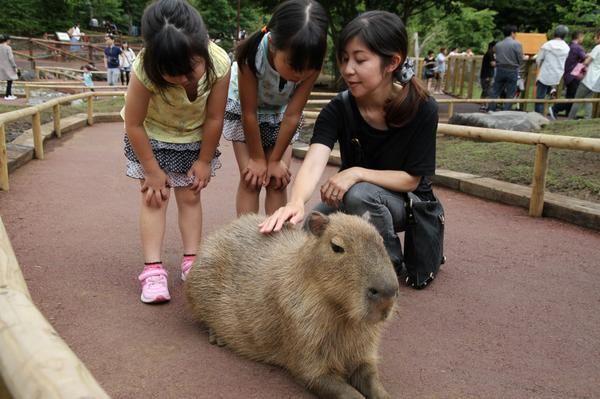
left=188, top=160, right=211, bottom=194
left=242, top=158, right=267, bottom=191
left=266, top=160, right=291, bottom=190
left=141, top=168, right=171, bottom=208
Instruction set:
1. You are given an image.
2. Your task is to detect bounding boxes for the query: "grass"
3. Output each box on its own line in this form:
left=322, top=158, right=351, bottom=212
left=437, top=119, right=600, bottom=202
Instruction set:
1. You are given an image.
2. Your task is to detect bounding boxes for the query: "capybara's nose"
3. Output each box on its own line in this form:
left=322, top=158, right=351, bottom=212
left=367, top=285, right=399, bottom=301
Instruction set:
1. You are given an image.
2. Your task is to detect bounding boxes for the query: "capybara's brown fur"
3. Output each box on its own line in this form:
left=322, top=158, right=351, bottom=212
left=185, top=212, right=399, bottom=398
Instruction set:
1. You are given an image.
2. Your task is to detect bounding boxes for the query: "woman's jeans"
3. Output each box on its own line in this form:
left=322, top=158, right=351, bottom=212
left=312, top=182, right=407, bottom=271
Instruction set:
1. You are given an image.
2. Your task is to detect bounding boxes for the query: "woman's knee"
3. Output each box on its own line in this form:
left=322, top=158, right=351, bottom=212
left=343, top=182, right=381, bottom=212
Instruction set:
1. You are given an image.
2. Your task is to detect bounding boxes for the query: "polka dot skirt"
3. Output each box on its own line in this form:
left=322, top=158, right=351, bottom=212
left=124, top=135, right=221, bottom=187
left=223, top=99, right=302, bottom=148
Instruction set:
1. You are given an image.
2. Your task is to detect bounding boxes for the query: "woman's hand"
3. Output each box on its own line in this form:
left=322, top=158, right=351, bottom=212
left=188, top=159, right=212, bottom=194
left=320, top=167, right=361, bottom=207
left=259, top=202, right=305, bottom=233
left=141, top=168, right=171, bottom=208
left=266, top=160, right=292, bottom=190
left=242, top=157, right=267, bottom=191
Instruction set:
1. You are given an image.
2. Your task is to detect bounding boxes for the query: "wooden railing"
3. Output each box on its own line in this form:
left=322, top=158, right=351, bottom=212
left=0, top=91, right=125, bottom=191
left=0, top=217, right=110, bottom=398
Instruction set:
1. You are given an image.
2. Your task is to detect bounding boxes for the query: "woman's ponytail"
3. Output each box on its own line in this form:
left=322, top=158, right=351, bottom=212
left=385, top=59, right=428, bottom=128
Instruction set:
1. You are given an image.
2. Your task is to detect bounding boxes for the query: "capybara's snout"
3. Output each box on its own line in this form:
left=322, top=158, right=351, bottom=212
left=366, top=278, right=399, bottom=321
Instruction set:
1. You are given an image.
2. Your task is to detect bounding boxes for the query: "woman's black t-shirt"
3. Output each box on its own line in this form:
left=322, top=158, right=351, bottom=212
left=310, top=92, right=438, bottom=194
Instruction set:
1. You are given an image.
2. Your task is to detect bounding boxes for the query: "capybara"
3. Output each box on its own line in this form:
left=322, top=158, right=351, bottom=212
left=185, top=212, right=399, bottom=398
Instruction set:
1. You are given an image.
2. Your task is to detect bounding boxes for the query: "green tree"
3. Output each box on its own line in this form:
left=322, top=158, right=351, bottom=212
left=446, top=7, right=496, bottom=54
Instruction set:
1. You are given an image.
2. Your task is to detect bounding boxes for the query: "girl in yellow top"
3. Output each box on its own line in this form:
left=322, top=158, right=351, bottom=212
left=122, top=0, right=230, bottom=303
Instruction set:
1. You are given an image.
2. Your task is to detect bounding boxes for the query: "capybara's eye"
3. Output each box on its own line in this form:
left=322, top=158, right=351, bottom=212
left=331, top=243, right=345, bottom=253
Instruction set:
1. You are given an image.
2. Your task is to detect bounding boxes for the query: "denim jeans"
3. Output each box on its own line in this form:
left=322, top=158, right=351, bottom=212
left=535, top=81, right=553, bottom=114
left=489, top=68, right=518, bottom=111
left=312, top=182, right=408, bottom=270
left=107, top=68, right=121, bottom=86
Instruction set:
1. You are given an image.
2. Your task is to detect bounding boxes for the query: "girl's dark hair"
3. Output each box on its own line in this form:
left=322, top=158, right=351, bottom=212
left=141, top=0, right=214, bottom=90
left=336, top=11, right=428, bottom=128
left=236, top=0, right=328, bottom=76
left=0, top=34, right=10, bottom=43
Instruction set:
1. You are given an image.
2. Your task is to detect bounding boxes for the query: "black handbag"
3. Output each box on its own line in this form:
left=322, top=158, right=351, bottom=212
left=340, top=90, right=446, bottom=289
left=403, top=191, right=446, bottom=289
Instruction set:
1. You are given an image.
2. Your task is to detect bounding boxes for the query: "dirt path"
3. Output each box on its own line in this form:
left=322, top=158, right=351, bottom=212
left=1, top=123, right=599, bottom=398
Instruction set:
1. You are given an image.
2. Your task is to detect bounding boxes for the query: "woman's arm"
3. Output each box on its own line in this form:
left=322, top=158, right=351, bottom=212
left=237, top=63, right=267, bottom=190
left=266, top=70, right=320, bottom=189
left=124, top=73, right=169, bottom=207
left=320, top=168, right=421, bottom=207
left=188, top=70, right=231, bottom=193
left=259, top=143, right=331, bottom=232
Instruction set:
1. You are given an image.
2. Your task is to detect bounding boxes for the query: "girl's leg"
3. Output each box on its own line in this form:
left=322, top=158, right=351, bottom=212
left=264, top=145, right=292, bottom=215
left=125, top=70, right=130, bottom=85
left=232, top=141, right=261, bottom=215
left=173, top=186, right=202, bottom=255
left=138, top=184, right=171, bottom=303
left=120, top=70, right=125, bottom=85
left=139, top=186, right=170, bottom=263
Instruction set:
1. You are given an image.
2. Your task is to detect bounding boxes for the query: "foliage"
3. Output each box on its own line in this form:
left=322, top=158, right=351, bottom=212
left=445, top=7, right=496, bottom=54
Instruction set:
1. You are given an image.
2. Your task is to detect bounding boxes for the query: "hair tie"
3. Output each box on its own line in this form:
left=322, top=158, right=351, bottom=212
left=261, top=26, right=269, bottom=33
left=398, top=58, right=415, bottom=84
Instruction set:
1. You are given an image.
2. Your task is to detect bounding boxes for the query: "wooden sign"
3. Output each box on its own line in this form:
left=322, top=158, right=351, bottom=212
left=515, top=33, right=548, bottom=55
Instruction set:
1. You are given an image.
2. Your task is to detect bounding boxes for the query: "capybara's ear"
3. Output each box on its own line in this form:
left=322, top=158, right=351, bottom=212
left=305, top=211, right=330, bottom=236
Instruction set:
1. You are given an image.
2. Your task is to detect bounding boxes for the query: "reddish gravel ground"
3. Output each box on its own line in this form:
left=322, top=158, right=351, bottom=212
left=1, top=122, right=599, bottom=399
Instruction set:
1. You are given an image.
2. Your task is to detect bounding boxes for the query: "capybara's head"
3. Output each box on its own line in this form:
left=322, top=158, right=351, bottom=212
left=303, top=211, right=399, bottom=323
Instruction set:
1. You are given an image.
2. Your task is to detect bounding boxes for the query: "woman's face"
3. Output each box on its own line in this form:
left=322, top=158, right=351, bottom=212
left=162, top=56, right=206, bottom=86
left=338, top=37, right=398, bottom=98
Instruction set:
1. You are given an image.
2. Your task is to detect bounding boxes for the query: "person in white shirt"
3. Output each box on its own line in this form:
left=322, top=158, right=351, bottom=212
left=569, top=30, right=600, bottom=119
left=119, top=42, right=136, bottom=85
left=535, top=25, right=570, bottom=114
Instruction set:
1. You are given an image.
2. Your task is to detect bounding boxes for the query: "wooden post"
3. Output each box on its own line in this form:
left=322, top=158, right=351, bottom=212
left=443, top=59, right=452, bottom=93
left=0, top=124, right=8, bottom=191
left=32, top=112, right=44, bottom=160
left=543, top=101, right=549, bottom=117
left=448, top=102, right=455, bottom=119
left=529, top=143, right=549, bottom=217
left=24, top=85, right=31, bottom=100
left=467, top=58, right=477, bottom=98
left=53, top=104, right=61, bottom=138
left=458, top=58, right=467, bottom=97
left=87, top=95, right=94, bottom=125
left=522, top=60, right=536, bottom=112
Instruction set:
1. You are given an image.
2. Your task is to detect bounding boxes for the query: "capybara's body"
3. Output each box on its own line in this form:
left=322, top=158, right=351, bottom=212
left=185, top=212, right=399, bottom=398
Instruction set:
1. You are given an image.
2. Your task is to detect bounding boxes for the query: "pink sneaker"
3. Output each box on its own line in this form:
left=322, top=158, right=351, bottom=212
left=138, top=266, right=170, bottom=303
left=181, top=255, right=196, bottom=281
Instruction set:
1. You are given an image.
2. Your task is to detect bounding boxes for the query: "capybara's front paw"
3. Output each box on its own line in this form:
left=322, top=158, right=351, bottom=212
left=208, top=328, right=225, bottom=346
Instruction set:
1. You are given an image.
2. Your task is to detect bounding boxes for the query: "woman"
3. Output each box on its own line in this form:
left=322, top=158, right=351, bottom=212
left=0, top=34, right=19, bottom=100
left=260, top=11, right=438, bottom=275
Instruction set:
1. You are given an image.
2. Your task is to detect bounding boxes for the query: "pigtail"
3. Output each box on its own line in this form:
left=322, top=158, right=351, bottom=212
left=235, top=30, right=267, bottom=76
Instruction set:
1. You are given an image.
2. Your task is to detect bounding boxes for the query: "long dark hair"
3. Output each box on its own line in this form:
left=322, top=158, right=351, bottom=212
left=336, top=11, right=428, bottom=128
left=141, top=0, right=214, bottom=90
left=236, top=0, right=328, bottom=75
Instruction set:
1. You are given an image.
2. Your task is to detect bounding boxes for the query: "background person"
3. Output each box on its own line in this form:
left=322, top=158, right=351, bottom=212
left=550, top=30, right=587, bottom=118
left=534, top=25, right=570, bottom=115
left=479, top=41, right=496, bottom=112
left=0, top=34, right=19, bottom=100
left=260, top=10, right=438, bottom=275
left=119, top=41, right=136, bottom=85
left=104, top=34, right=122, bottom=86
left=489, top=25, right=523, bottom=111
left=568, top=30, right=600, bottom=119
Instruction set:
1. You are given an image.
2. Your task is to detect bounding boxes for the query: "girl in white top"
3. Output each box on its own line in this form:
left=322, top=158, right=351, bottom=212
left=222, top=0, right=328, bottom=215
